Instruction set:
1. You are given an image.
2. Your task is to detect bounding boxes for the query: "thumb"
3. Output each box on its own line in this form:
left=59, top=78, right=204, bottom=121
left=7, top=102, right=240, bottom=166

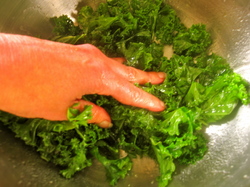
left=73, top=99, right=112, bottom=128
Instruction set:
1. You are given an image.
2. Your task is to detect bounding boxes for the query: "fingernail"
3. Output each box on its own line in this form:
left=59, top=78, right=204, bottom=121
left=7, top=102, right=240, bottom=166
left=159, top=101, right=166, bottom=110
left=158, top=72, right=166, bottom=79
left=99, top=121, right=113, bottom=128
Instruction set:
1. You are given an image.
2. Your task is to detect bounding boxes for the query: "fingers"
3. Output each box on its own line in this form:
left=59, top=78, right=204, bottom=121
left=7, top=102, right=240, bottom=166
left=106, top=80, right=166, bottom=112
left=110, top=59, right=166, bottom=85
left=100, top=57, right=166, bottom=112
left=123, top=66, right=166, bottom=84
left=73, top=99, right=112, bottom=128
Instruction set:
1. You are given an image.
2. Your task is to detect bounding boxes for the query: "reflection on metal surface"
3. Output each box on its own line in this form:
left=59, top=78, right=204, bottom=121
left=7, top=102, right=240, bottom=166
left=0, top=0, right=250, bottom=187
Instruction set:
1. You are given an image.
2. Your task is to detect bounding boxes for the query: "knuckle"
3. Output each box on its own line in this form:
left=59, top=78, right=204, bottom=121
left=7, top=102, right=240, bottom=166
left=130, top=89, right=144, bottom=104
left=126, top=67, right=149, bottom=84
left=127, top=67, right=138, bottom=82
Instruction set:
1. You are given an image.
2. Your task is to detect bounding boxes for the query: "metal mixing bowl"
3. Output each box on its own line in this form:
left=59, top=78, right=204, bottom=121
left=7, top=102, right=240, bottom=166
left=0, top=0, right=249, bottom=187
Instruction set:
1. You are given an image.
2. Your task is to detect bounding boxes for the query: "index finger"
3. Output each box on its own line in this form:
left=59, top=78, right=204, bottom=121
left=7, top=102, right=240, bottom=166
left=100, top=78, right=166, bottom=112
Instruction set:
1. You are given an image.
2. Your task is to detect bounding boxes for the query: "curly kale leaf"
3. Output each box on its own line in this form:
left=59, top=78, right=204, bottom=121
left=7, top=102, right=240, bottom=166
left=150, top=137, right=176, bottom=187
left=91, top=146, right=133, bottom=186
left=50, top=15, right=81, bottom=36
left=173, top=24, right=212, bottom=56
left=155, top=3, right=186, bottom=45
left=50, top=15, right=84, bottom=45
left=0, top=106, right=110, bottom=179
left=176, top=133, right=208, bottom=165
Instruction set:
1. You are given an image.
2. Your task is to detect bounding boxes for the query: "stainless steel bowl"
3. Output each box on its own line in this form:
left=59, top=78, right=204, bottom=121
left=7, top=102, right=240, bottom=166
left=0, top=0, right=249, bottom=187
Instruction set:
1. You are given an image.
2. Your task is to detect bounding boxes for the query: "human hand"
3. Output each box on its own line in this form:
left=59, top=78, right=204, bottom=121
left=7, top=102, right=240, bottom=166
left=0, top=34, right=166, bottom=127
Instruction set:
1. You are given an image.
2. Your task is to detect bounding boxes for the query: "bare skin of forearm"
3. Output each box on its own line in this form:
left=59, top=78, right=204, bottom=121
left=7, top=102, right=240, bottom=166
left=0, top=33, right=166, bottom=127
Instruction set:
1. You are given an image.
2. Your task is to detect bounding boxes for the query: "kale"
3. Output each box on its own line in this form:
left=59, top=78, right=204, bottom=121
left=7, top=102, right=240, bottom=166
left=50, top=15, right=81, bottom=36
left=173, top=24, right=212, bottom=56
left=1, top=0, right=249, bottom=187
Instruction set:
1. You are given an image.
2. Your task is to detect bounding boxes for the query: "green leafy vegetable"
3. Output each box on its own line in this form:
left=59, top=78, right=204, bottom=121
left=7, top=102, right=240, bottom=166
left=0, top=0, right=249, bottom=187
left=173, top=24, right=212, bottom=56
